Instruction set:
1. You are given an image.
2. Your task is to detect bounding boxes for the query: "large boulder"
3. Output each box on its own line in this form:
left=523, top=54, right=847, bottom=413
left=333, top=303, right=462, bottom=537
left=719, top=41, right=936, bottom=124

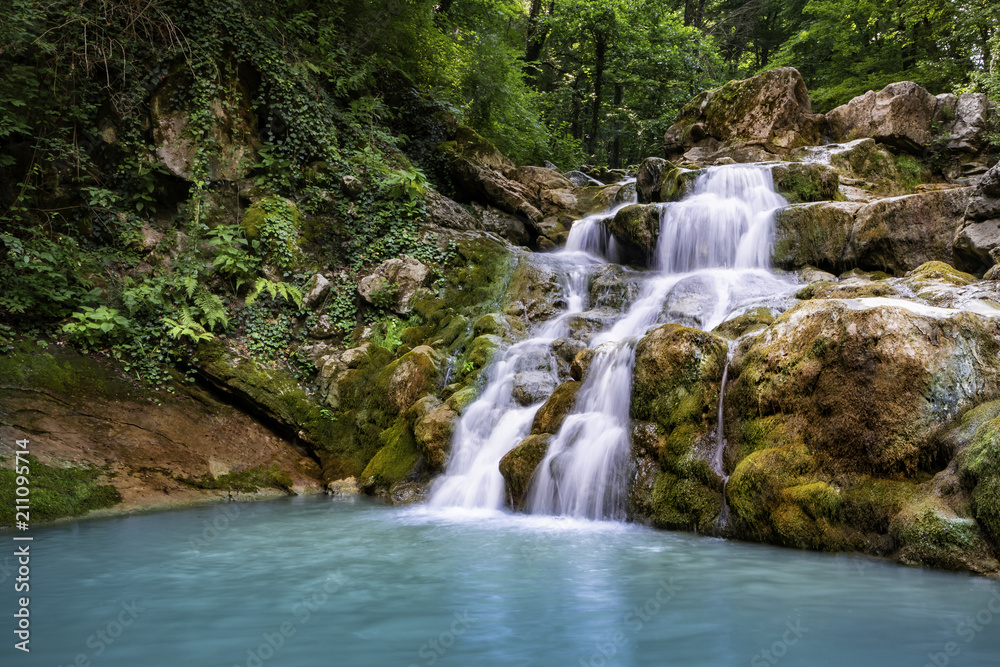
left=774, top=201, right=864, bottom=272
left=358, top=256, right=430, bottom=314
left=846, top=188, right=970, bottom=274
left=424, top=190, right=477, bottom=231
left=604, top=204, right=660, bottom=264
left=728, top=298, right=1000, bottom=477
left=953, top=160, right=1000, bottom=274
left=499, top=435, right=551, bottom=508
left=769, top=162, right=841, bottom=203
left=934, top=93, right=991, bottom=155
left=790, top=138, right=906, bottom=196
left=663, top=67, right=826, bottom=160
left=964, top=159, right=1000, bottom=221
left=826, top=81, right=938, bottom=154
left=439, top=125, right=543, bottom=226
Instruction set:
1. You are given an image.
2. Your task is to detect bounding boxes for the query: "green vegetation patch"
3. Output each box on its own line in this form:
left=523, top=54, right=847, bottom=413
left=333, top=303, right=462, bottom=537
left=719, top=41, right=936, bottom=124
left=0, top=456, right=122, bottom=525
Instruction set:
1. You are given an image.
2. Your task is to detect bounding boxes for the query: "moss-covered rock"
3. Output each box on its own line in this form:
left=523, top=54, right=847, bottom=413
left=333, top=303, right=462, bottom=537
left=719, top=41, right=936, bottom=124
left=712, top=307, right=775, bottom=339
left=531, top=381, right=580, bottom=435
left=770, top=162, right=841, bottom=203
left=413, top=401, right=458, bottom=471
left=727, top=298, right=1000, bottom=476
left=663, top=67, right=826, bottom=158
left=773, top=201, right=861, bottom=272
left=360, top=417, right=422, bottom=494
left=604, top=204, right=660, bottom=265
left=890, top=494, right=999, bottom=572
left=651, top=471, right=723, bottom=533
left=845, top=188, right=971, bottom=274
left=499, top=434, right=550, bottom=508
left=953, top=401, right=1000, bottom=549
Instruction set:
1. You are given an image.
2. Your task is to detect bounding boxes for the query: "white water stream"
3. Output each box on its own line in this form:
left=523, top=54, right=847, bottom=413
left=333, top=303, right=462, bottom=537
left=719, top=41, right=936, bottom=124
left=430, top=165, right=796, bottom=520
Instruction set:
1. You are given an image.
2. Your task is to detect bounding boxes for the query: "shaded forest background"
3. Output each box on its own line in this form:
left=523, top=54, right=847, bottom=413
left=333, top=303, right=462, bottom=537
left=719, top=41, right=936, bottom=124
left=0, top=0, right=997, bottom=379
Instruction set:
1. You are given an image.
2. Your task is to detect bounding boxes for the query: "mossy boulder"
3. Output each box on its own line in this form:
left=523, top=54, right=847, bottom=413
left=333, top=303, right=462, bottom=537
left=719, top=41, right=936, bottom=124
left=773, top=201, right=862, bottom=272
left=499, top=434, right=551, bottom=509
left=903, top=261, right=977, bottom=288
left=605, top=204, right=660, bottom=265
left=630, top=325, right=727, bottom=530
left=889, top=494, right=999, bottom=572
left=770, top=162, right=841, bottom=203
left=360, top=417, right=422, bottom=495
left=412, top=400, right=458, bottom=471
left=727, top=298, right=1000, bottom=476
left=953, top=401, right=1000, bottom=549
left=791, top=138, right=906, bottom=195
left=712, top=307, right=775, bottom=339
left=663, top=67, right=826, bottom=158
left=239, top=197, right=303, bottom=270
left=531, top=381, right=581, bottom=435
left=383, top=345, right=439, bottom=413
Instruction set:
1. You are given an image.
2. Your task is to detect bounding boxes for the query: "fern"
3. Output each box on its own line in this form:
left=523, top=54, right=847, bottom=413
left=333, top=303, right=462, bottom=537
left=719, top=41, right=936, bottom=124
left=245, top=278, right=303, bottom=309
left=163, top=306, right=213, bottom=342
left=193, top=285, right=229, bottom=330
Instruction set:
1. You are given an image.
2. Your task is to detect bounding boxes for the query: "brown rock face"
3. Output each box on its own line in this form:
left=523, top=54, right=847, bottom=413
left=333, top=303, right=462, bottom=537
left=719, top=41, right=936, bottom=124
left=663, top=67, right=826, bottom=160
left=826, top=81, right=938, bottom=154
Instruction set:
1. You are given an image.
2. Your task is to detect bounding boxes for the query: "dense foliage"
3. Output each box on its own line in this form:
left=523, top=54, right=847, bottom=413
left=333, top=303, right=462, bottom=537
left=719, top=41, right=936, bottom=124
left=0, top=0, right=997, bottom=383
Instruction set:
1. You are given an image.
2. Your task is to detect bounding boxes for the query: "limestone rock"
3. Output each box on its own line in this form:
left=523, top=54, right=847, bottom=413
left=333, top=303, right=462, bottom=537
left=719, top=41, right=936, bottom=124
left=470, top=203, right=531, bottom=246
left=663, top=67, right=826, bottom=158
left=953, top=218, right=1000, bottom=275
left=385, top=345, right=438, bottom=413
left=846, top=188, right=970, bottom=274
left=531, top=380, right=581, bottom=435
left=302, top=273, right=331, bottom=309
left=605, top=203, right=660, bottom=264
left=774, top=201, right=863, bottom=272
left=414, top=402, right=458, bottom=471
left=964, top=160, right=1000, bottom=222
left=769, top=162, right=840, bottom=203
left=358, top=256, right=430, bottom=314
left=934, top=93, right=990, bottom=154
left=327, top=477, right=359, bottom=496
left=826, top=81, right=938, bottom=154
left=425, top=190, right=477, bottom=231
left=636, top=158, right=669, bottom=204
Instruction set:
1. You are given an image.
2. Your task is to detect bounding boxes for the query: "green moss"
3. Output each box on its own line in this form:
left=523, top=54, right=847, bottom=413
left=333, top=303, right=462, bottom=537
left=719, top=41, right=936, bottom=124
left=890, top=494, right=997, bottom=571
left=360, top=418, right=421, bottom=490
left=499, top=434, right=550, bottom=508
left=531, top=381, right=580, bottom=435
left=650, top=471, right=722, bottom=533
left=904, top=261, right=977, bottom=287
left=0, top=339, right=138, bottom=401
left=772, top=163, right=841, bottom=204
left=180, top=464, right=293, bottom=493
left=0, top=456, right=122, bottom=525
left=842, top=478, right=919, bottom=534
left=955, top=401, right=1000, bottom=547
left=713, top=307, right=775, bottom=339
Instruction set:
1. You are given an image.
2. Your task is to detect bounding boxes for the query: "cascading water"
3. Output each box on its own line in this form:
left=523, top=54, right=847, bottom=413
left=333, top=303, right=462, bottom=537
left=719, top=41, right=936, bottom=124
left=428, top=200, right=634, bottom=510
left=527, top=165, right=794, bottom=520
left=431, top=165, right=796, bottom=522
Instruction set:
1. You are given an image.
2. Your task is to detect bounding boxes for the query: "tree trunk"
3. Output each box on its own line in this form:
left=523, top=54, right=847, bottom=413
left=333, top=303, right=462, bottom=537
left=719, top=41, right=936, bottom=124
left=587, top=32, right=607, bottom=157
left=525, top=0, right=554, bottom=82
left=610, top=82, right=623, bottom=168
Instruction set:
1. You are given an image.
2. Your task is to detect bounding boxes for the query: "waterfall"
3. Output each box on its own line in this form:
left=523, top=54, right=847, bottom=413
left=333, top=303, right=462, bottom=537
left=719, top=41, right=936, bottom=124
left=526, top=165, right=791, bottom=520
left=429, top=165, right=794, bottom=522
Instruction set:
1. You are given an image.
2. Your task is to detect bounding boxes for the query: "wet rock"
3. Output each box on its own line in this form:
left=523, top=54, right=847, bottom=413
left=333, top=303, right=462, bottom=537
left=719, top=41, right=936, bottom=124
left=774, top=201, right=863, bottom=272
left=385, top=345, right=438, bottom=413
left=358, top=256, right=430, bottom=314
left=728, top=298, right=1000, bottom=477
left=531, top=380, right=581, bottom=435
left=663, top=67, right=826, bottom=158
left=606, top=204, right=660, bottom=263
left=551, top=338, right=586, bottom=365
left=570, top=348, right=595, bottom=381
left=826, top=81, right=938, bottom=154
left=769, top=162, right=840, bottom=203
left=413, top=401, right=458, bottom=471
left=589, top=264, right=642, bottom=313
left=327, top=477, right=359, bottom=496
left=636, top=158, right=670, bottom=204
left=790, top=138, right=904, bottom=195
left=499, top=435, right=551, bottom=508
left=473, top=313, right=506, bottom=337
left=512, top=371, right=557, bottom=406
